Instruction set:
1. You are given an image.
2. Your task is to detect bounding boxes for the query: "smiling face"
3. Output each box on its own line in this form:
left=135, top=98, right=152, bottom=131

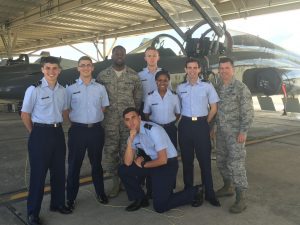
left=219, top=61, right=235, bottom=84
left=78, top=59, right=94, bottom=79
left=112, top=47, right=126, bottom=68
left=185, top=61, right=201, bottom=83
left=41, top=63, right=61, bottom=83
left=156, top=73, right=169, bottom=92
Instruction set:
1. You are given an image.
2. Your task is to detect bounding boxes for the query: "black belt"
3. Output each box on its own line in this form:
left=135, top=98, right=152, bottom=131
left=71, top=122, right=101, bottom=128
left=156, top=120, right=176, bottom=128
left=167, top=157, right=178, bottom=162
left=33, top=122, right=62, bottom=128
left=181, top=115, right=207, bottom=121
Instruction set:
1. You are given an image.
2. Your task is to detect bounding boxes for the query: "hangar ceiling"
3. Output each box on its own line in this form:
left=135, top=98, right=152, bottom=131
left=0, top=0, right=300, bottom=58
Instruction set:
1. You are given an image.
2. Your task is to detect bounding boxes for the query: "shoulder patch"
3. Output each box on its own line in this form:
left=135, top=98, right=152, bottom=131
left=171, top=90, right=177, bottom=95
left=32, top=80, right=42, bottom=87
left=144, top=123, right=153, bottom=130
left=148, top=90, right=154, bottom=95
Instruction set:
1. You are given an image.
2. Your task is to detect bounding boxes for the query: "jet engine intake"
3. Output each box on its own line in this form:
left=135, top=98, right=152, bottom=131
left=243, top=68, right=283, bottom=96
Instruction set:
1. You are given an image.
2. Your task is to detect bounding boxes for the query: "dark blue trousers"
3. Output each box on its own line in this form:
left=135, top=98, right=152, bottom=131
left=143, top=121, right=178, bottom=194
left=162, top=121, right=178, bottom=149
left=27, top=126, right=66, bottom=217
left=119, top=159, right=196, bottom=213
left=66, top=124, right=105, bottom=201
left=178, top=117, right=215, bottom=198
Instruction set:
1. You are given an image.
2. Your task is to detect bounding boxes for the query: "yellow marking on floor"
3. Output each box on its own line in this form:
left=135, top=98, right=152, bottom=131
left=2, top=131, right=300, bottom=204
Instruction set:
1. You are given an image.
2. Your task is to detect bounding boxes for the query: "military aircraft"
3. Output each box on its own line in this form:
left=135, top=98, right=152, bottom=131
left=1, top=0, right=300, bottom=112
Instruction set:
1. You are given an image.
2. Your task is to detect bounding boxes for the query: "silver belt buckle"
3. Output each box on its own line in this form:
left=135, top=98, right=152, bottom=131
left=87, top=124, right=93, bottom=128
left=54, top=123, right=58, bottom=127
left=192, top=116, right=197, bottom=121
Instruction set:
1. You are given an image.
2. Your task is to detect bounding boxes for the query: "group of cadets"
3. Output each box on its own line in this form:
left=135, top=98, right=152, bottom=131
left=21, top=45, right=254, bottom=225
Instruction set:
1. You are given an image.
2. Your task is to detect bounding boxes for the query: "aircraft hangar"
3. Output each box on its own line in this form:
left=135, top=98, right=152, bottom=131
left=1, top=0, right=300, bottom=59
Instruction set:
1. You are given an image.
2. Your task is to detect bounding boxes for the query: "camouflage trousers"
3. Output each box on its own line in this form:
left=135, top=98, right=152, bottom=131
left=102, top=111, right=129, bottom=177
left=216, top=126, right=248, bottom=190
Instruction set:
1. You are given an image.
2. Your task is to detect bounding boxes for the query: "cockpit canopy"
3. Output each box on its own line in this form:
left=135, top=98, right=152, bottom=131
left=132, top=0, right=229, bottom=58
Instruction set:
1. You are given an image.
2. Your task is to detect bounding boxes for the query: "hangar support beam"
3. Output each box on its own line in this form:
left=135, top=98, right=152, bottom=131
left=0, top=28, right=17, bottom=59
left=10, top=0, right=111, bottom=29
left=214, top=0, right=300, bottom=20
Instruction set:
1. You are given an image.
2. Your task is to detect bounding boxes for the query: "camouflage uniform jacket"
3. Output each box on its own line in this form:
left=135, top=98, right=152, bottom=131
left=215, top=77, right=254, bottom=134
left=96, top=65, right=142, bottom=113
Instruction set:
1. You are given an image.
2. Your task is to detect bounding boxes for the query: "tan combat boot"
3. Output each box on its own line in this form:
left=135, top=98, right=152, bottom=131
left=109, top=176, right=120, bottom=198
left=216, top=179, right=234, bottom=197
left=229, top=189, right=247, bottom=213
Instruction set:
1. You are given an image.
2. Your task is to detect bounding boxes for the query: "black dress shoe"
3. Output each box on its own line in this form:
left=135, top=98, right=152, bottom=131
left=191, top=185, right=204, bottom=207
left=27, top=214, right=41, bottom=225
left=97, top=194, right=109, bottom=204
left=50, top=205, right=72, bottom=214
left=67, top=200, right=75, bottom=210
left=205, top=197, right=221, bottom=207
left=125, top=198, right=149, bottom=212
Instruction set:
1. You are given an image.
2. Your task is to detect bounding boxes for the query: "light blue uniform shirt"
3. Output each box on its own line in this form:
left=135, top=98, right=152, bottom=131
left=21, top=77, right=67, bottom=123
left=131, top=121, right=177, bottom=160
left=143, top=89, right=180, bottom=125
left=138, top=67, right=162, bottom=101
left=176, top=78, right=219, bottom=117
left=66, top=78, right=109, bottom=123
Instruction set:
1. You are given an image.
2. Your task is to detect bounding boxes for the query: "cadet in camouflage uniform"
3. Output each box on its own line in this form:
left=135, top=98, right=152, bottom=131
left=214, top=57, right=254, bottom=213
left=96, top=45, right=142, bottom=198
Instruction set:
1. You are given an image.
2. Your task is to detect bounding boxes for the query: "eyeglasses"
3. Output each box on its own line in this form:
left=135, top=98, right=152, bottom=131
left=78, top=64, right=93, bottom=68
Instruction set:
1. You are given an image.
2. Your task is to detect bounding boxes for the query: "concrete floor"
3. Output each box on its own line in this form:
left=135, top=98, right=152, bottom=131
left=0, top=111, right=299, bottom=225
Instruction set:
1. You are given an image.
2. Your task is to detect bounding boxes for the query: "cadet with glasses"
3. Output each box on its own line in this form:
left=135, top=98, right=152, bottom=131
left=65, top=56, right=110, bottom=210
